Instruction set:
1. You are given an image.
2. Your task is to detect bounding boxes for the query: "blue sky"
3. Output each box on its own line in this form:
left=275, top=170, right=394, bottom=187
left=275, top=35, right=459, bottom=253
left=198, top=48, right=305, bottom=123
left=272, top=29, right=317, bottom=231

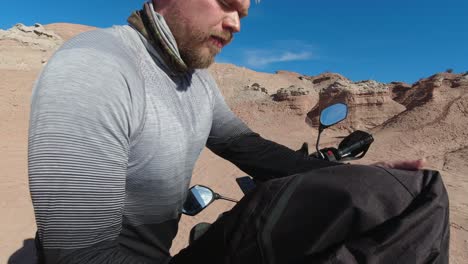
left=1, top=0, right=467, bottom=83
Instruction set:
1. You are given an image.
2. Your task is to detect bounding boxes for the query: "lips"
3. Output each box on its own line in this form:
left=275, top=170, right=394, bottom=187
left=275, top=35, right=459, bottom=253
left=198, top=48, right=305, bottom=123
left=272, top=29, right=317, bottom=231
left=210, top=35, right=230, bottom=48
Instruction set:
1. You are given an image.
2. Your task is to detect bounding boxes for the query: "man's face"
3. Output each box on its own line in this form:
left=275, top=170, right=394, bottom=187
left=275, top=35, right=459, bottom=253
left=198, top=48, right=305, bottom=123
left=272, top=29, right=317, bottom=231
left=158, top=0, right=250, bottom=69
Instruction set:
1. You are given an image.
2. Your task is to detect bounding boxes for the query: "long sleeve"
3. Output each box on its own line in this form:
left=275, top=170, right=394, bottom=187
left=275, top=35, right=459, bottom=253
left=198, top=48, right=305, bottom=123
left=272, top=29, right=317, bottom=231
left=206, top=82, right=341, bottom=181
left=28, top=45, right=148, bottom=263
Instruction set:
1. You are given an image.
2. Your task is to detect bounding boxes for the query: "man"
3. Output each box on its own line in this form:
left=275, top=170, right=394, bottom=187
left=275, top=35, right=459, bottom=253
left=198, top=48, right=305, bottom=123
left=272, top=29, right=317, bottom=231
left=28, top=0, right=449, bottom=263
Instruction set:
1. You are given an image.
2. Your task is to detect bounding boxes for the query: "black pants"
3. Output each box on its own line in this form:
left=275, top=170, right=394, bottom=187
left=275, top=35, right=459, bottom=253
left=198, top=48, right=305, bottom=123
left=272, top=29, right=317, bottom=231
left=171, top=165, right=449, bottom=264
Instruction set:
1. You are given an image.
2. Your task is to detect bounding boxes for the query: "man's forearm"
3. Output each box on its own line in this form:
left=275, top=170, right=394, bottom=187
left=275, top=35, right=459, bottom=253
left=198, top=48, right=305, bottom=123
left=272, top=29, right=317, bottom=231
left=207, top=132, right=342, bottom=181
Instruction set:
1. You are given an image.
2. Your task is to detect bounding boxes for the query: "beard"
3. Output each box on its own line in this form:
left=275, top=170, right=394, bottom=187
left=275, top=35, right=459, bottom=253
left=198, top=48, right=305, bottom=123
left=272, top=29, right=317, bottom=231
left=164, top=10, right=230, bottom=69
left=178, top=27, right=217, bottom=69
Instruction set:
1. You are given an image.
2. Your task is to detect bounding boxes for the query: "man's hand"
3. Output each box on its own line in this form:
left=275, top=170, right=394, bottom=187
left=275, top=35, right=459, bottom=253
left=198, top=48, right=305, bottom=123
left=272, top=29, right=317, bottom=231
left=372, top=158, right=427, bottom=171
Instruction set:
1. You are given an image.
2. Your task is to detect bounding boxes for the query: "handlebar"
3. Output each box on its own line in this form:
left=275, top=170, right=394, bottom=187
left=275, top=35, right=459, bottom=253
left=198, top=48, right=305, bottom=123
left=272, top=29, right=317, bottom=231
left=311, top=130, right=374, bottom=162
left=338, top=134, right=374, bottom=159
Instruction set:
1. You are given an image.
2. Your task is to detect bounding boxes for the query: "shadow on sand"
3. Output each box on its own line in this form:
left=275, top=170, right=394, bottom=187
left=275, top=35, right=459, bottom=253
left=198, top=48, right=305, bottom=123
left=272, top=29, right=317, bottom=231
left=8, top=238, right=37, bottom=264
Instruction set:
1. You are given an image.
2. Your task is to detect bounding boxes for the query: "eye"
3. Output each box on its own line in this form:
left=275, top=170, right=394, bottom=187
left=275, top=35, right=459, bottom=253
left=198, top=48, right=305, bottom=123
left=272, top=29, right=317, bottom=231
left=218, top=0, right=230, bottom=9
left=217, top=0, right=248, bottom=19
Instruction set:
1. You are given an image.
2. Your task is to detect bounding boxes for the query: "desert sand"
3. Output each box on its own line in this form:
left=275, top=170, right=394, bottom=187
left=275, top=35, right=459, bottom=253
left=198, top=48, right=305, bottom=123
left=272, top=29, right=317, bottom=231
left=1, top=23, right=466, bottom=263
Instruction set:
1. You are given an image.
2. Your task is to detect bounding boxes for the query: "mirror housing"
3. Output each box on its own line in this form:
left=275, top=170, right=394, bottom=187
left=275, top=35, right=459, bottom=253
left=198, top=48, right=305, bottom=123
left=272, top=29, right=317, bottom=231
left=315, top=103, right=348, bottom=159
left=319, top=103, right=348, bottom=128
left=182, top=185, right=215, bottom=216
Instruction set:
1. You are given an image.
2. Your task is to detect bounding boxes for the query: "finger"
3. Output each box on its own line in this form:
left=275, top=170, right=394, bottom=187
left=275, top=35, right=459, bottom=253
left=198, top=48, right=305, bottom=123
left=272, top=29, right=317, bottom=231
left=390, top=159, right=426, bottom=170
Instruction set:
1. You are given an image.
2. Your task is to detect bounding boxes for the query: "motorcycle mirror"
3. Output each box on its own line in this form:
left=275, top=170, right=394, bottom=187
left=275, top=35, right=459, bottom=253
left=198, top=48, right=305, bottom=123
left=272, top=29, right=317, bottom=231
left=315, top=103, right=348, bottom=159
left=319, top=103, right=348, bottom=128
left=182, top=185, right=215, bottom=216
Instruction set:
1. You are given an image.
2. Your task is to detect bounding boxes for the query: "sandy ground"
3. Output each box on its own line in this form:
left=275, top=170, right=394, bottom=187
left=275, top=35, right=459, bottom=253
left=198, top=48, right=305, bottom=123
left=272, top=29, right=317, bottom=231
left=1, top=70, right=37, bottom=264
left=1, top=23, right=467, bottom=263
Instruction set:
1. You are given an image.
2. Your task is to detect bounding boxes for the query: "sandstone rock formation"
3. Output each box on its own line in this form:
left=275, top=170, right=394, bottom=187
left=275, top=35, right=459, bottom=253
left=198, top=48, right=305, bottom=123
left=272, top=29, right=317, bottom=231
left=305, top=77, right=406, bottom=130
left=381, top=72, right=468, bottom=130
left=0, top=23, right=63, bottom=70
left=208, top=63, right=316, bottom=104
left=0, top=23, right=63, bottom=49
left=388, top=81, right=412, bottom=104
left=44, top=23, right=96, bottom=41
left=271, top=85, right=314, bottom=116
left=389, top=72, right=467, bottom=111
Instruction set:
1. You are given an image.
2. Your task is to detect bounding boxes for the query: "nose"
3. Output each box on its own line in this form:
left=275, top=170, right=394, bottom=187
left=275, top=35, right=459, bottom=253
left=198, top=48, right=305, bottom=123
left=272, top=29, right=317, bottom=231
left=223, top=11, right=241, bottom=33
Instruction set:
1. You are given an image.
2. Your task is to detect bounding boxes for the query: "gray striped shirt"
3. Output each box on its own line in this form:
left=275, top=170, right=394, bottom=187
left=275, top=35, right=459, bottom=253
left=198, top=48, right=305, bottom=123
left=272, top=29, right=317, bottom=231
left=28, top=25, right=251, bottom=263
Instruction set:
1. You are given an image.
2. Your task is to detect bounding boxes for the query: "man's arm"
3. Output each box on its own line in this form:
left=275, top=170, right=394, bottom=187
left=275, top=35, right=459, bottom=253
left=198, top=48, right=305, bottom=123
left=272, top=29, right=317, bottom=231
left=29, top=47, right=147, bottom=263
left=205, top=78, right=340, bottom=181
left=208, top=132, right=341, bottom=181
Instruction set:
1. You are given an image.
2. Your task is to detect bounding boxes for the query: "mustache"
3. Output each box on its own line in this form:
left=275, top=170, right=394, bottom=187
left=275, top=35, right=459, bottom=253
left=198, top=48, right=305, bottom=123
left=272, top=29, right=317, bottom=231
left=209, top=31, right=233, bottom=45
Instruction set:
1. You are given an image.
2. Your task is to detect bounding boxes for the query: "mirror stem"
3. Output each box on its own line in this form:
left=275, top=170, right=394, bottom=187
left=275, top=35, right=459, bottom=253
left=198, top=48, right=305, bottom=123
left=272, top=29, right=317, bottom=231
left=215, top=193, right=239, bottom=203
left=316, top=126, right=325, bottom=159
